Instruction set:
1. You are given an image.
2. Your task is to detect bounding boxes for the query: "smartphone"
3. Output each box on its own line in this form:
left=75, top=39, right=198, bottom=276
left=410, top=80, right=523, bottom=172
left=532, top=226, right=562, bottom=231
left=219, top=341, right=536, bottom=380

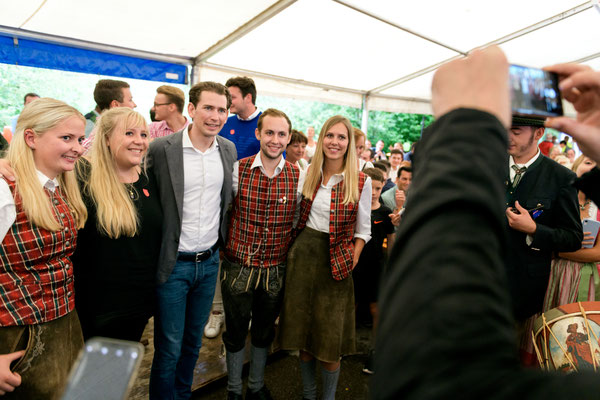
left=582, top=219, right=600, bottom=249
left=509, top=64, right=563, bottom=118
left=61, top=337, right=144, bottom=400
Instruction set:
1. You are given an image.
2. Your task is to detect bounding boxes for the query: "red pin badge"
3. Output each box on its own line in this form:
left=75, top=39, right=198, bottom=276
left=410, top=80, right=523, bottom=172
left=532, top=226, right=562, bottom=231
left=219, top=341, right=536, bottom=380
left=143, top=189, right=150, bottom=197
left=230, top=129, right=235, bottom=135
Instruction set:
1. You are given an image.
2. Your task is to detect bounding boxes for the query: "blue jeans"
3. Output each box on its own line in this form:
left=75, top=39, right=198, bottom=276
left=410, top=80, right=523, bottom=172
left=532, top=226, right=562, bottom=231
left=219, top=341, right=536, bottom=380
left=149, top=250, right=219, bottom=400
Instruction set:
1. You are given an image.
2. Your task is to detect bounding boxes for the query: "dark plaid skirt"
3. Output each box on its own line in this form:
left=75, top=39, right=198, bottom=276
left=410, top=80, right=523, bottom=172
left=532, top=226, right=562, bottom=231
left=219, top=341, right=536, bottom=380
left=280, top=227, right=356, bottom=362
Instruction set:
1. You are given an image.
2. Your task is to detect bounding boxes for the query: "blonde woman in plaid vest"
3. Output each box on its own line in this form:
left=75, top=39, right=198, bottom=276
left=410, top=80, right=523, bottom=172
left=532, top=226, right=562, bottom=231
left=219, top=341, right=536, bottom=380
left=0, top=98, right=87, bottom=399
left=222, top=109, right=304, bottom=400
left=280, top=115, right=371, bottom=400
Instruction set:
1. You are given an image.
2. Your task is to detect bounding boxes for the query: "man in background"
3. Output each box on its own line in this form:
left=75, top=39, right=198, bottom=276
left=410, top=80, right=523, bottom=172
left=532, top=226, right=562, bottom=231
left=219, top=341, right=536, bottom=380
left=149, top=85, right=189, bottom=139
left=388, top=149, right=404, bottom=181
left=538, top=132, right=554, bottom=156
left=381, top=166, right=412, bottom=214
left=504, top=116, right=581, bottom=356
left=219, top=76, right=262, bottom=160
left=82, top=79, right=137, bottom=150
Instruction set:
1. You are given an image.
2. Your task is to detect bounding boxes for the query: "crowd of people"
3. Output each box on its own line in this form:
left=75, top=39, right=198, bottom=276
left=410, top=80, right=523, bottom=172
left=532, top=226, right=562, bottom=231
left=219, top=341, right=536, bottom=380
left=0, top=45, right=600, bottom=400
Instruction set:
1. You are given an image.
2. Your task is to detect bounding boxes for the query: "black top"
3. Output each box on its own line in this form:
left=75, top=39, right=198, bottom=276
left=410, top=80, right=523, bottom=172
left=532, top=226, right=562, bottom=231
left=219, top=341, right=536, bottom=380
left=72, top=161, right=163, bottom=326
left=353, top=204, right=395, bottom=303
left=359, top=204, right=395, bottom=267
left=373, top=109, right=600, bottom=400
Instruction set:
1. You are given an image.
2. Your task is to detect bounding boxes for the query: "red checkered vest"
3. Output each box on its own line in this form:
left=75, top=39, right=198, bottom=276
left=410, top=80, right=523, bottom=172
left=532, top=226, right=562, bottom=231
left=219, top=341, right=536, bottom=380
left=226, top=155, right=300, bottom=268
left=297, top=172, right=366, bottom=281
left=0, top=180, right=77, bottom=326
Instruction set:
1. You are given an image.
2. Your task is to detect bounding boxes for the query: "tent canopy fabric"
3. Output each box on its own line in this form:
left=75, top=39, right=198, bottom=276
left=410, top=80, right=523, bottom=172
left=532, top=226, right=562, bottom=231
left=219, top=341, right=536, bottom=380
left=1, top=0, right=599, bottom=114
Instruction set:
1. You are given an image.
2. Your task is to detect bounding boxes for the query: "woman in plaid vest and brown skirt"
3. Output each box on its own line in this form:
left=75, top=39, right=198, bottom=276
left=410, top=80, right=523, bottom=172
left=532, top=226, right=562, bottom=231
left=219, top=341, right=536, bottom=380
left=280, top=115, right=372, bottom=400
left=0, top=98, right=87, bottom=398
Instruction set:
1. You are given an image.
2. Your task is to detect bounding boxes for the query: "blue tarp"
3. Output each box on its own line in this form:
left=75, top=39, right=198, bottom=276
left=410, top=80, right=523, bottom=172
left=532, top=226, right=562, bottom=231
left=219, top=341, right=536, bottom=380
left=0, top=34, right=188, bottom=84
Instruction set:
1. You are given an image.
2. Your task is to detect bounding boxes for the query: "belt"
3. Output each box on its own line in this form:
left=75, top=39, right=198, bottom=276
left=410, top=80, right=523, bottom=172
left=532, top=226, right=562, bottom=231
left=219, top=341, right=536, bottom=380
left=177, top=243, right=219, bottom=263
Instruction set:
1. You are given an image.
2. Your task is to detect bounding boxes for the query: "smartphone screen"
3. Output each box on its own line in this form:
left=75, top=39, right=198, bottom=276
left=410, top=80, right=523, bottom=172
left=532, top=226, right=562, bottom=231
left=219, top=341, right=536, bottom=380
left=61, top=337, right=144, bottom=400
left=509, top=64, right=563, bottom=118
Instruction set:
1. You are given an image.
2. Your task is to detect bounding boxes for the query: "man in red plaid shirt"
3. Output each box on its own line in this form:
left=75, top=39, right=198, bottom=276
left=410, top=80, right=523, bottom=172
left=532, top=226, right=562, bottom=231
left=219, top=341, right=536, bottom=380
left=221, top=108, right=305, bottom=400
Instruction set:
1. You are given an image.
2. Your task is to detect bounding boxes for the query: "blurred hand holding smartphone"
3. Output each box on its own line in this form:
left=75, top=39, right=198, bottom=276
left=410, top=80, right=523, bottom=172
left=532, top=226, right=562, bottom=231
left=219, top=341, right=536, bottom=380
left=582, top=218, right=600, bottom=249
left=510, top=64, right=563, bottom=118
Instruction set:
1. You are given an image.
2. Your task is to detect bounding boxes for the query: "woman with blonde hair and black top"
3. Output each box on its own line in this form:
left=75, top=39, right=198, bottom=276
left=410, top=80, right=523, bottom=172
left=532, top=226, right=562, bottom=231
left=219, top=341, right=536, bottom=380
left=280, top=115, right=371, bottom=400
left=72, top=107, right=162, bottom=341
left=0, top=98, right=87, bottom=399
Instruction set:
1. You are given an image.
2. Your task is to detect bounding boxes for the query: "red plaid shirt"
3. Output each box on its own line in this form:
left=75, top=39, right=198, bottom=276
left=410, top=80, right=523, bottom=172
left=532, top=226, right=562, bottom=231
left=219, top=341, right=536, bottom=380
left=226, top=155, right=299, bottom=268
left=0, top=181, right=77, bottom=326
left=297, top=172, right=367, bottom=280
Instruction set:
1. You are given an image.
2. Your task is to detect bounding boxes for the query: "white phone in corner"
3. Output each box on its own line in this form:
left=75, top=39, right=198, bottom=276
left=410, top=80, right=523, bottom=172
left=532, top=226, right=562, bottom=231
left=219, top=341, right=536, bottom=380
left=61, top=337, right=144, bottom=400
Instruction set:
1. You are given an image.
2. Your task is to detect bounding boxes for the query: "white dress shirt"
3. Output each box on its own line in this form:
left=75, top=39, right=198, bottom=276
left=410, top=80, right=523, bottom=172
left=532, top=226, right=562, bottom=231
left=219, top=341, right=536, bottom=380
left=232, top=152, right=305, bottom=198
left=305, top=144, right=316, bottom=159
left=178, top=128, right=224, bottom=252
left=306, top=171, right=371, bottom=243
left=389, top=166, right=399, bottom=181
left=358, top=159, right=374, bottom=171
left=237, top=108, right=261, bottom=121
left=509, top=150, right=541, bottom=183
left=296, top=158, right=309, bottom=172
left=0, top=170, right=59, bottom=242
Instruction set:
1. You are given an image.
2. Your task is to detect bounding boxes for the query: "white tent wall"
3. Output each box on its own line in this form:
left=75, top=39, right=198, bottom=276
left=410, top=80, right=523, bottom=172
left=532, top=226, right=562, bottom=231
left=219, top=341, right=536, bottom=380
left=194, top=63, right=365, bottom=109
left=366, top=95, right=432, bottom=115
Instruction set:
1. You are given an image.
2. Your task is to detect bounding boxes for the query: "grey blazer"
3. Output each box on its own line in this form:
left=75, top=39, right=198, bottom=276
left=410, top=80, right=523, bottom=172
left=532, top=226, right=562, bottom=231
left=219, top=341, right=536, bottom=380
left=147, top=128, right=237, bottom=284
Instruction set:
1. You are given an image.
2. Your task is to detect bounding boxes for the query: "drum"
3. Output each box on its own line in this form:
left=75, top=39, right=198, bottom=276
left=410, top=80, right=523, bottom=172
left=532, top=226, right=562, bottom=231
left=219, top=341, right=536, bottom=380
left=532, top=301, right=600, bottom=372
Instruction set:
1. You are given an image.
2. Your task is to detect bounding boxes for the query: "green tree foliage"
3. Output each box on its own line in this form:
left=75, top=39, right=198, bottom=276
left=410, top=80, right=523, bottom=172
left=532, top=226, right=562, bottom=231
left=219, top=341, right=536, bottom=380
left=368, top=111, right=433, bottom=147
left=0, top=64, right=96, bottom=128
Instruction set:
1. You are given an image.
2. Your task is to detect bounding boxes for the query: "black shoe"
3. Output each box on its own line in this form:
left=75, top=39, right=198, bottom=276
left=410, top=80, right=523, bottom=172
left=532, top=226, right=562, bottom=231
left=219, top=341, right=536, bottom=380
left=362, top=349, right=374, bottom=375
left=228, top=391, right=243, bottom=400
left=245, top=385, right=273, bottom=400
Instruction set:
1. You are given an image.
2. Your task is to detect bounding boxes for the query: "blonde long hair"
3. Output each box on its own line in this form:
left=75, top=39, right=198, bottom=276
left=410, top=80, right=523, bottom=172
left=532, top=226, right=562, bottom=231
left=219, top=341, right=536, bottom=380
left=85, top=108, right=147, bottom=238
left=302, top=115, right=359, bottom=205
left=7, top=98, right=87, bottom=231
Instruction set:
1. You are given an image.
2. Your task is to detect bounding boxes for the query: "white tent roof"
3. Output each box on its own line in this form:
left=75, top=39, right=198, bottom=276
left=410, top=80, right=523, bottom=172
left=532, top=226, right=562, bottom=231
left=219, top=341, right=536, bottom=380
left=1, top=0, right=599, bottom=114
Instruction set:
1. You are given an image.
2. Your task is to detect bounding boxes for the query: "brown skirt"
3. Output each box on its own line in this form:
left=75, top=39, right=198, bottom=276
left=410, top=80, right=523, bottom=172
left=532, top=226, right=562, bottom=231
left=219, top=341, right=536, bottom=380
left=0, top=311, right=83, bottom=400
left=280, top=227, right=356, bottom=362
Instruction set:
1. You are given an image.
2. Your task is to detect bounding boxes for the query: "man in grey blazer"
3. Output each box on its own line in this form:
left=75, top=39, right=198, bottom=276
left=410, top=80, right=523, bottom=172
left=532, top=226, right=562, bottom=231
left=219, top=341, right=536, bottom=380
left=147, top=81, right=237, bottom=399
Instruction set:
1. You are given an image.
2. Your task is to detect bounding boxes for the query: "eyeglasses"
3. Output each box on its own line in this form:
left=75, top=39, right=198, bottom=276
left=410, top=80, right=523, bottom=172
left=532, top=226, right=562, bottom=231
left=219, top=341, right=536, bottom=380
left=153, top=102, right=171, bottom=107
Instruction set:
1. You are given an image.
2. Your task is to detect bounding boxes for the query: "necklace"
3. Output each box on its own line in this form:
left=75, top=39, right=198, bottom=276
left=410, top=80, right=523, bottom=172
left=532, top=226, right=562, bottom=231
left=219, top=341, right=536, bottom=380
left=580, top=199, right=591, bottom=210
left=125, top=183, right=138, bottom=200
left=122, top=169, right=141, bottom=200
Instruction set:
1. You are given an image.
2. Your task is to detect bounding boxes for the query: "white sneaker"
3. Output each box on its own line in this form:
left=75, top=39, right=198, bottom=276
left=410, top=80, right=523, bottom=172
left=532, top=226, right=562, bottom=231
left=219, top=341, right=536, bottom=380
left=204, top=311, right=224, bottom=338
